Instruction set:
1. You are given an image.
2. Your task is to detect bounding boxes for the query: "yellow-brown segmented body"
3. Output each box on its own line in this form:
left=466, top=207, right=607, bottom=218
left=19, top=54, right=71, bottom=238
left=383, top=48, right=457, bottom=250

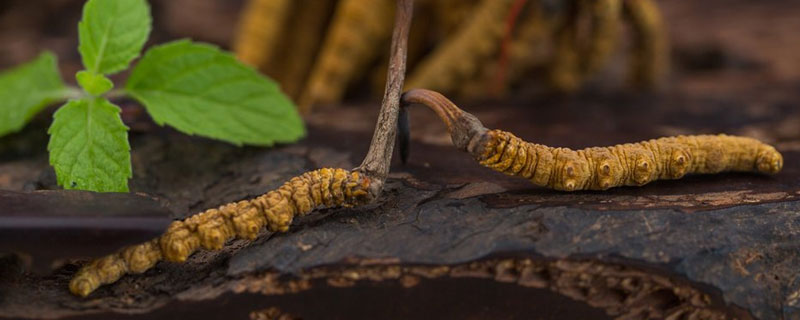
left=478, top=130, right=783, bottom=191
left=400, top=89, right=783, bottom=192
left=273, top=0, right=336, bottom=99
left=406, top=0, right=515, bottom=94
left=430, top=0, right=479, bottom=35
left=70, top=169, right=371, bottom=297
left=548, top=3, right=583, bottom=92
left=232, top=0, right=292, bottom=69
left=622, top=0, right=668, bottom=87
left=580, top=0, right=622, bottom=75
left=300, top=0, right=395, bottom=113
left=459, top=0, right=553, bottom=98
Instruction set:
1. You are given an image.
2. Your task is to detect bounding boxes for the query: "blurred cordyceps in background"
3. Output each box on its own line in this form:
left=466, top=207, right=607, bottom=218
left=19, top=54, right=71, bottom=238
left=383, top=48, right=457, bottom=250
left=233, top=0, right=669, bottom=114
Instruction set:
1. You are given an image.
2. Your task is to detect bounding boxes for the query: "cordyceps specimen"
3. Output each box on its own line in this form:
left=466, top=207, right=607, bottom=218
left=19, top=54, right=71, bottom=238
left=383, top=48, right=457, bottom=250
left=70, top=169, right=372, bottom=296
left=69, top=0, right=415, bottom=297
left=398, top=89, right=783, bottom=191
left=232, top=0, right=670, bottom=113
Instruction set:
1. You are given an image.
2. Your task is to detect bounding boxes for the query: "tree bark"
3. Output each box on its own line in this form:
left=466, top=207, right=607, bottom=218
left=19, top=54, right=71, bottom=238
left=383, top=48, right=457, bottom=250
left=0, top=86, right=798, bottom=319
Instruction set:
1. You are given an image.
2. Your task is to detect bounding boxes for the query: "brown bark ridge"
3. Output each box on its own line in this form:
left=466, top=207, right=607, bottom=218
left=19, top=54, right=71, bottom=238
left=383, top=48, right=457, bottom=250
left=0, top=84, right=798, bottom=319
left=1, top=0, right=800, bottom=319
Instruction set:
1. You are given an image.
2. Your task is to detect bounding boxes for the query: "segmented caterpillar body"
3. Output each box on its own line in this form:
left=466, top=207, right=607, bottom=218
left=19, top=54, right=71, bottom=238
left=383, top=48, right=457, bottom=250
left=581, top=0, right=622, bottom=75
left=274, top=0, right=336, bottom=99
left=299, top=0, right=395, bottom=113
left=70, top=169, right=371, bottom=297
left=478, top=130, right=783, bottom=191
left=548, top=1, right=583, bottom=92
left=232, top=0, right=292, bottom=69
left=459, top=1, right=554, bottom=98
left=550, top=0, right=622, bottom=91
left=406, top=0, right=515, bottom=94
left=231, top=0, right=669, bottom=106
left=622, top=0, right=668, bottom=87
left=400, top=89, right=783, bottom=191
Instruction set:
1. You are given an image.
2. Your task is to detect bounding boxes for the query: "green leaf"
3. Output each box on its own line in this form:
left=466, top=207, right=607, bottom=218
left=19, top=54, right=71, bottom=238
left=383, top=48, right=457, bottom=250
left=48, top=98, right=131, bottom=192
left=76, top=70, right=113, bottom=96
left=126, top=40, right=304, bottom=146
left=78, top=0, right=151, bottom=75
left=0, top=52, right=66, bottom=137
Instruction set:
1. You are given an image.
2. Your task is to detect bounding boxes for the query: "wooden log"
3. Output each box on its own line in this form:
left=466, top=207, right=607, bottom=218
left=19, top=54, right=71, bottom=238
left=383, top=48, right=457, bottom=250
left=1, top=0, right=800, bottom=319
left=0, top=87, right=797, bottom=319
left=0, top=190, right=172, bottom=274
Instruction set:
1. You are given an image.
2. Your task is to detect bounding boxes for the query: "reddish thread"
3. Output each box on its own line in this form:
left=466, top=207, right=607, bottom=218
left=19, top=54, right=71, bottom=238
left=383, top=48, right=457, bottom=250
left=492, top=0, right=529, bottom=96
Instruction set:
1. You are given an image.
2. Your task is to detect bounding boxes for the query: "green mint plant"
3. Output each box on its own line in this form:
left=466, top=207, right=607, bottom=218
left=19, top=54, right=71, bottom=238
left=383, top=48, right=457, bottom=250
left=0, top=0, right=304, bottom=192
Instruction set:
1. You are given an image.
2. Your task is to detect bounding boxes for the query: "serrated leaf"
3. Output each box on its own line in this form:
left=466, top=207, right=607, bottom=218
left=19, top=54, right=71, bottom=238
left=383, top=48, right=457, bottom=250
left=79, top=0, right=151, bottom=75
left=125, top=40, right=304, bottom=146
left=48, top=98, right=131, bottom=192
left=76, top=70, right=114, bottom=96
left=0, top=52, right=66, bottom=137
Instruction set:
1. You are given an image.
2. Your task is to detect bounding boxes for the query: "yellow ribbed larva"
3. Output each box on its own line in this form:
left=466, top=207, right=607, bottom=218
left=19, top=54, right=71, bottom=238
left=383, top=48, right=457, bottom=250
left=548, top=3, right=583, bottom=93
left=69, top=168, right=371, bottom=297
left=232, top=0, right=292, bottom=69
left=478, top=130, right=783, bottom=191
left=271, top=0, right=335, bottom=100
left=580, top=0, right=622, bottom=75
left=622, top=0, right=669, bottom=88
left=299, top=0, right=395, bottom=113
left=400, top=89, right=783, bottom=192
left=406, top=0, right=515, bottom=94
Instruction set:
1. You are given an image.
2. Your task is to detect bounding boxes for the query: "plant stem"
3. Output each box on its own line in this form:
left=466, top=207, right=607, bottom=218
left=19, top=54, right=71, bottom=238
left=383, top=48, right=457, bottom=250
left=60, top=86, right=85, bottom=100
left=356, top=0, right=414, bottom=197
left=104, top=89, right=128, bottom=100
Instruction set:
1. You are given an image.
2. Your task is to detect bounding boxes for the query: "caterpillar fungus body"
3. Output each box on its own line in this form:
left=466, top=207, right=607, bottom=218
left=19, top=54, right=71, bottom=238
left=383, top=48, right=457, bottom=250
left=548, top=1, right=583, bottom=92
left=69, top=169, right=372, bottom=297
left=232, top=0, right=292, bottom=69
left=550, top=0, right=624, bottom=92
left=299, top=0, right=395, bottom=113
left=70, top=0, right=414, bottom=298
left=581, top=0, right=622, bottom=76
left=405, top=0, right=515, bottom=95
left=399, top=89, right=783, bottom=191
left=273, top=0, right=335, bottom=100
left=622, top=0, right=668, bottom=87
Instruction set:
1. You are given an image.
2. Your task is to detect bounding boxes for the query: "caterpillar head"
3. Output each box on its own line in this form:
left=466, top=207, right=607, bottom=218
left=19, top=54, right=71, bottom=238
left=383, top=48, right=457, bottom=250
left=69, top=274, right=98, bottom=297
left=756, top=146, right=783, bottom=174
left=595, top=155, right=624, bottom=190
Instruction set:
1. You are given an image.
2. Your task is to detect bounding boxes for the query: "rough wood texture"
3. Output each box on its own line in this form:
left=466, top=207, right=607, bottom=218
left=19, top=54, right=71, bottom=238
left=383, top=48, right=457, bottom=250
left=0, top=190, right=171, bottom=274
left=1, top=0, right=799, bottom=319
left=0, top=85, right=798, bottom=318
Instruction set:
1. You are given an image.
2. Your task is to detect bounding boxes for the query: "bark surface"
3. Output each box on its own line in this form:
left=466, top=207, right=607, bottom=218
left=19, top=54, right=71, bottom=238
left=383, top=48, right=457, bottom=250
left=1, top=0, right=799, bottom=319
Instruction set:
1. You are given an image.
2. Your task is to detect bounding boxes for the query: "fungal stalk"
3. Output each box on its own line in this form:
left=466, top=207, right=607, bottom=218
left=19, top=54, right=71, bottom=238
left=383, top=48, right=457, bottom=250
left=399, top=89, right=783, bottom=191
left=69, top=0, right=414, bottom=297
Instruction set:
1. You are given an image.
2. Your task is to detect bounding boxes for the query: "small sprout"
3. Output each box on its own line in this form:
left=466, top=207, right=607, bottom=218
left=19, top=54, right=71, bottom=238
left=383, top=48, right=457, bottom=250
left=0, top=0, right=302, bottom=193
left=75, top=71, right=113, bottom=96
left=70, top=0, right=416, bottom=297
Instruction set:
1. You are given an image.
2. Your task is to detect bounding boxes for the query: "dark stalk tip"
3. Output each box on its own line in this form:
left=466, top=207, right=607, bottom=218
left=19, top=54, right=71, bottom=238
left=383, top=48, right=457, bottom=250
left=398, top=106, right=410, bottom=164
